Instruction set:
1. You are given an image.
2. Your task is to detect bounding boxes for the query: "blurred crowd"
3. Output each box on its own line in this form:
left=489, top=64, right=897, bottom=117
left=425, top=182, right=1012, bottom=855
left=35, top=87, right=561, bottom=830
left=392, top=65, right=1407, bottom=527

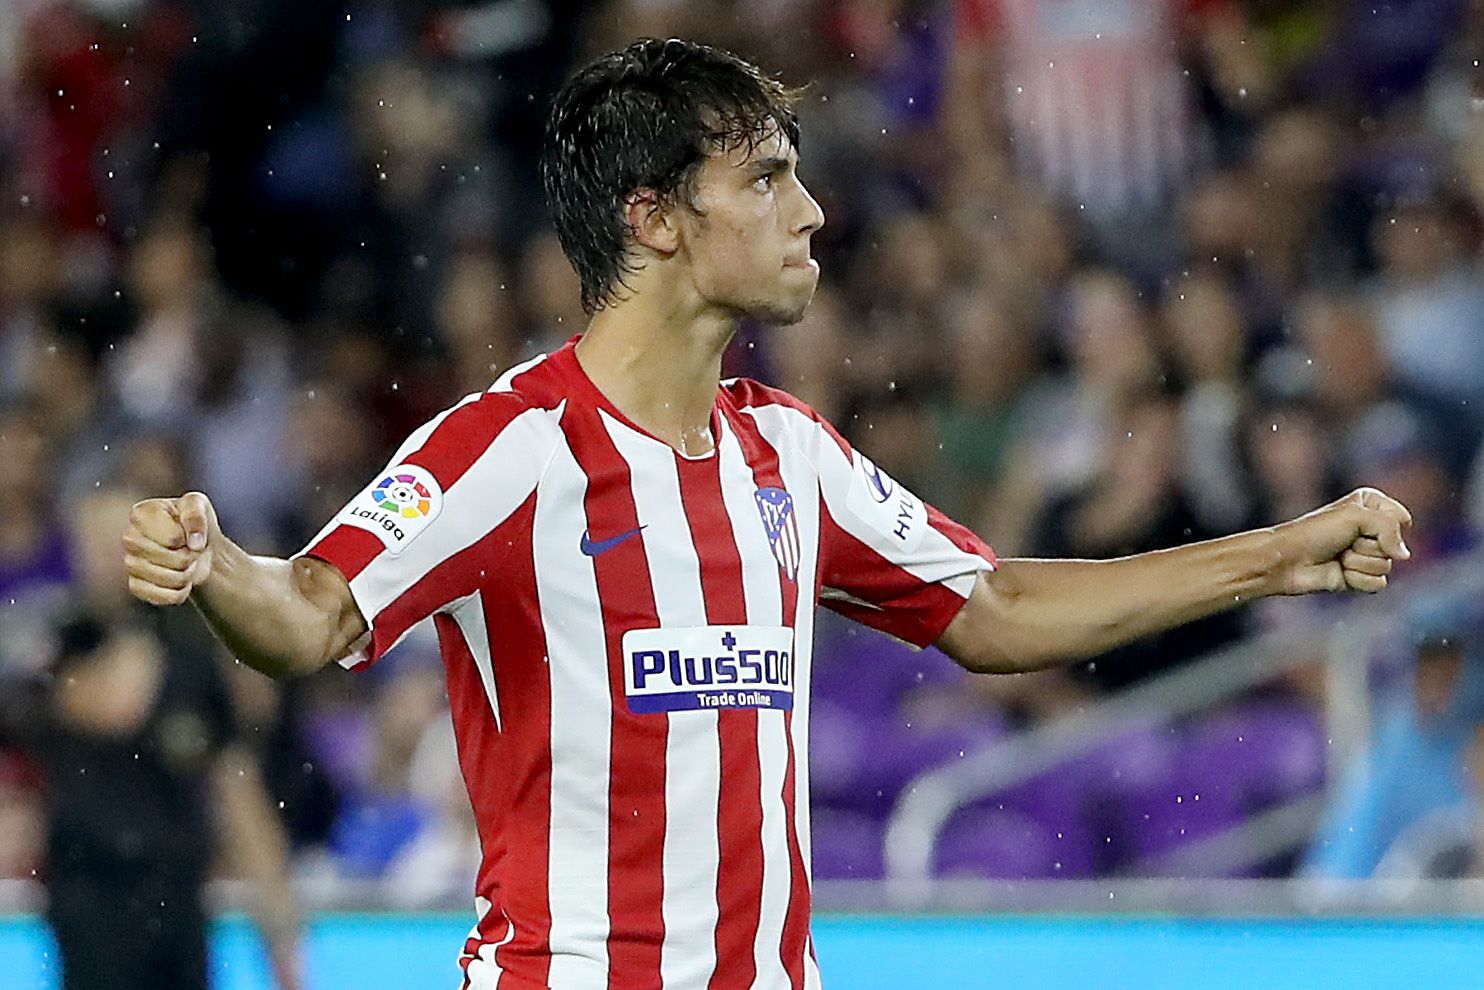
left=5, top=0, right=1484, bottom=900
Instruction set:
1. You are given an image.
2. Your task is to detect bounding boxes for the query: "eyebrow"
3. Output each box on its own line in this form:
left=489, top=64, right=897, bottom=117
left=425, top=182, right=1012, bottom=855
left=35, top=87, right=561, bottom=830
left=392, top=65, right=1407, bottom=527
left=751, top=156, right=791, bottom=174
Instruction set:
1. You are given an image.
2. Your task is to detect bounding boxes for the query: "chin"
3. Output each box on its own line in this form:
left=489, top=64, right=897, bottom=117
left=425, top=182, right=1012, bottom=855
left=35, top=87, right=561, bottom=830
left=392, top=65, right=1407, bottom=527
left=744, top=284, right=817, bottom=326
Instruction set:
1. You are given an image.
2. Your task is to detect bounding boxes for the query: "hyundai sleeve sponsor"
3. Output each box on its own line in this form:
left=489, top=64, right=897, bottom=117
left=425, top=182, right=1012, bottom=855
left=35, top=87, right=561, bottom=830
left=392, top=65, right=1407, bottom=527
left=844, top=452, right=927, bottom=552
left=336, top=463, right=444, bottom=555
left=622, top=625, right=794, bottom=714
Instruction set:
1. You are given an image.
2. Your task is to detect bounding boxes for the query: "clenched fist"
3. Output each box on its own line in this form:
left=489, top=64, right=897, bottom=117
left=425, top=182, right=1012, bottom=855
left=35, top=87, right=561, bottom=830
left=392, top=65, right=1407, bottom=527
left=122, top=492, right=222, bottom=606
left=1270, top=487, right=1414, bottom=596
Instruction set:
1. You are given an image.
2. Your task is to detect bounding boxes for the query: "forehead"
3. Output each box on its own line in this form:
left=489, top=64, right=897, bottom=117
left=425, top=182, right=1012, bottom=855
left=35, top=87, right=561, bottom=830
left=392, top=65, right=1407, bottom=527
left=706, top=123, right=795, bottom=172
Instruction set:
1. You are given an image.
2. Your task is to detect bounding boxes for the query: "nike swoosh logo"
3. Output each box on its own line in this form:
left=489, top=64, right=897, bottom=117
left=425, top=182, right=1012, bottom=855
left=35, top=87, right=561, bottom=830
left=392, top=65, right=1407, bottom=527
left=580, top=525, right=646, bottom=556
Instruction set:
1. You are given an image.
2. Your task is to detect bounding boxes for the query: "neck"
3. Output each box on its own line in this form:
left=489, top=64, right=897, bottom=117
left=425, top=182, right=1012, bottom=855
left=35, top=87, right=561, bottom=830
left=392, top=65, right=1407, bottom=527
left=576, top=287, right=735, bottom=457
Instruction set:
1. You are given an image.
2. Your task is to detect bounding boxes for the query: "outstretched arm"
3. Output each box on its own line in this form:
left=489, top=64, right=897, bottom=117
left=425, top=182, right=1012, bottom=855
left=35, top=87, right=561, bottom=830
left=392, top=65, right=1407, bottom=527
left=123, top=492, right=367, bottom=679
left=938, top=488, right=1413, bottom=674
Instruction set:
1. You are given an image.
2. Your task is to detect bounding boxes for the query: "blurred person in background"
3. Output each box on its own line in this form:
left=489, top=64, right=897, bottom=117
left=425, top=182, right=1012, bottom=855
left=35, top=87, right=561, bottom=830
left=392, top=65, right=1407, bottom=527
left=767, top=280, right=849, bottom=425
left=1304, top=605, right=1484, bottom=881
left=0, top=601, right=305, bottom=990
left=839, top=380, right=944, bottom=498
left=0, top=215, right=63, bottom=404
left=946, top=0, right=1231, bottom=275
left=1243, top=390, right=1357, bottom=709
left=1243, top=396, right=1348, bottom=535
left=843, top=208, right=956, bottom=396
left=982, top=268, right=1163, bottom=554
left=112, top=216, right=300, bottom=551
left=0, top=749, right=45, bottom=884
left=1285, top=293, right=1395, bottom=447
left=384, top=718, right=482, bottom=910
left=1030, top=384, right=1248, bottom=692
left=1366, top=192, right=1484, bottom=480
left=1372, top=716, right=1484, bottom=881
left=0, top=400, right=75, bottom=678
left=517, top=229, right=588, bottom=356
left=1339, top=401, right=1478, bottom=568
left=931, top=286, right=1042, bottom=525
left=273, top=380, right=384, bottom=555
left=1158, top=271, right=1255, bottom=533
left=435, top=247, right=524, bottom=398
left=37, top=481, right=308, bottom=986
left=327, top=658, right=447, bottom=881
left=1240, top=108, right=1360, bottom=297
left=1178, top=167, right=1289, bottom=341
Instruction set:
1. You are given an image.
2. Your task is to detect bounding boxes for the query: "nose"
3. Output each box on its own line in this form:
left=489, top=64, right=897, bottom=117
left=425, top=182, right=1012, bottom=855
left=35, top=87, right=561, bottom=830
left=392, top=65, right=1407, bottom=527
left=795, top=178, right=825, bottom=235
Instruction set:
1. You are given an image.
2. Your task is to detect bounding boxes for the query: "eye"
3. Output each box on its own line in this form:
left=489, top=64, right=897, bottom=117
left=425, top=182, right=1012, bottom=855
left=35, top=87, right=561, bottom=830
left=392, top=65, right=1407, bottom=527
left=753, top=172, right=774, bottom=191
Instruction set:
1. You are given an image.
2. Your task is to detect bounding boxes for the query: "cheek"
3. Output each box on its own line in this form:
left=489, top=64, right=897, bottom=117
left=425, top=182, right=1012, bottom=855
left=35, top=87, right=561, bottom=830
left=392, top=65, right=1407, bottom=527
left=696, top=209, right=777, bottom=287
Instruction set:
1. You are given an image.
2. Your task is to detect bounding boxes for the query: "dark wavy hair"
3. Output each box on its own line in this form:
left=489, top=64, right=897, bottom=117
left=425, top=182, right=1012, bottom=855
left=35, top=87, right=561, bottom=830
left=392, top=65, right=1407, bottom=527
left=541, top=38, right=802, bottom=314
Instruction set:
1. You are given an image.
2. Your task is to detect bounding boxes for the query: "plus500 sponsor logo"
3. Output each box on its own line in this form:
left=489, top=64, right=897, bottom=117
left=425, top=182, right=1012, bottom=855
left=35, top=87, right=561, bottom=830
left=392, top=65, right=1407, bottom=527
left=621, top=625, right=794, bottom=714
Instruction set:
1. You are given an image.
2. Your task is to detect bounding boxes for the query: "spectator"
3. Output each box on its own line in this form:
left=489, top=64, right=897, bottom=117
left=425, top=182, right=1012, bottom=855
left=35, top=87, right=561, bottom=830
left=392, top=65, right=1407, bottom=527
left=931, top=286, right=1041, bottom=522
left=1030, top=385, right=1247, bottom=692
left=1373, top=717, right=1484, bottom=881
left=0, top=605, right=305, bottom=989
left=1366, top=193, right=1484, bottom=476
left=1304, top=606, right=1483, bottom=880
left=0, top=400, right=74, bottom=678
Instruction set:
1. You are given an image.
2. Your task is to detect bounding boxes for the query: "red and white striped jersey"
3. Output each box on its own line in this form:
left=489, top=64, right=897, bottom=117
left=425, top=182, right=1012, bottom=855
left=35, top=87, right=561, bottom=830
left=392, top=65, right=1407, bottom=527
left=957, top=0, right=1216, bottom=214
left=299, top=339, right=997, bottom=990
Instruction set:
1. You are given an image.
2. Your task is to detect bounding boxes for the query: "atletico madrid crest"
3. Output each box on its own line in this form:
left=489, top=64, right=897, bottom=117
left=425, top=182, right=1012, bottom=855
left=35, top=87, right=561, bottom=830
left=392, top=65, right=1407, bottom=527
left=754, top=486, right=800, bottom=582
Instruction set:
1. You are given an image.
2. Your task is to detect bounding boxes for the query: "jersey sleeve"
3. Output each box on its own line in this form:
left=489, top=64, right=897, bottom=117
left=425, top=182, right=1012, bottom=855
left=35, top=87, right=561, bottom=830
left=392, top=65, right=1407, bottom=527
left=808, top=409, right=998, bottom=649
left=295, top=391, right=555, bottom=671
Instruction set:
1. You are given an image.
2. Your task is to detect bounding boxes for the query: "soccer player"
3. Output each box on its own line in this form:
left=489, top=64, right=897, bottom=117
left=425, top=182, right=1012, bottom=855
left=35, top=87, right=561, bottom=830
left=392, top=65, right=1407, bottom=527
left=121, top=37, right=1412, bottom=990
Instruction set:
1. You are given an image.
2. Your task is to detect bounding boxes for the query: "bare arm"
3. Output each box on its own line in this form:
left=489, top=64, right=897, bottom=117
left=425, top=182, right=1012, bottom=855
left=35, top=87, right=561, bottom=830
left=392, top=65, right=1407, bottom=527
left=213, top=745, right=305, bottom=990
left=939, top=488, right=1413, bottom=675
left=124, top=492, right=367, bottom=679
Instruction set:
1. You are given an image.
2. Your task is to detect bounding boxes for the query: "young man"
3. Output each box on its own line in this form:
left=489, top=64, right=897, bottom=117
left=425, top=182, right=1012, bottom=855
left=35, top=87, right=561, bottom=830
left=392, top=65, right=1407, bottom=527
left=122, top=37, right=1412, bottom=990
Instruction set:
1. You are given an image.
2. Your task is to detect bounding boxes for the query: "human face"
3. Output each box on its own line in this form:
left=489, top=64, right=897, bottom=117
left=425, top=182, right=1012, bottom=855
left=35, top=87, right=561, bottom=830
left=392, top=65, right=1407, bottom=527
left=677, top=127, right=825, bottom=325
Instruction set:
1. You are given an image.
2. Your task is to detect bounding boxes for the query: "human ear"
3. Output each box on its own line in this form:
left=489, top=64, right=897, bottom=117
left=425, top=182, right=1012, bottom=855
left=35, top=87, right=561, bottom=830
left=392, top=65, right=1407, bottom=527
left=624, top=189, right=679, bottom=256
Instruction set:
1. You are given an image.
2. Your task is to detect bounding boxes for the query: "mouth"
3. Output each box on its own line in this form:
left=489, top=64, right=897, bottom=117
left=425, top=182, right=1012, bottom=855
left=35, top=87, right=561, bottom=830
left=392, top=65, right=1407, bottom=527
left=783, top=257, right=819, bottom=271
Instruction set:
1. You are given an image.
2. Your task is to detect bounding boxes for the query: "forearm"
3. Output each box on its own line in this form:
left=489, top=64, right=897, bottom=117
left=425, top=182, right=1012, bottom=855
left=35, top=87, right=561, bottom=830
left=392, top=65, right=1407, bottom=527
left=953, top=526, right=1283, bottom=674
left=190, top=538, right=353, bottom=679
left=215, top=749, right=304, bottom=984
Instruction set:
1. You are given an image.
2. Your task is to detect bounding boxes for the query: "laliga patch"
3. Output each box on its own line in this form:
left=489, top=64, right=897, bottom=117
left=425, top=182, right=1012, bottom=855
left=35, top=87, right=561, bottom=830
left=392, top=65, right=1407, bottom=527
left=623, top=625, right=794, bottom=714
left=339, top=463, right=443, bottom=555
left=845, top=452, right=927, bottom=553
